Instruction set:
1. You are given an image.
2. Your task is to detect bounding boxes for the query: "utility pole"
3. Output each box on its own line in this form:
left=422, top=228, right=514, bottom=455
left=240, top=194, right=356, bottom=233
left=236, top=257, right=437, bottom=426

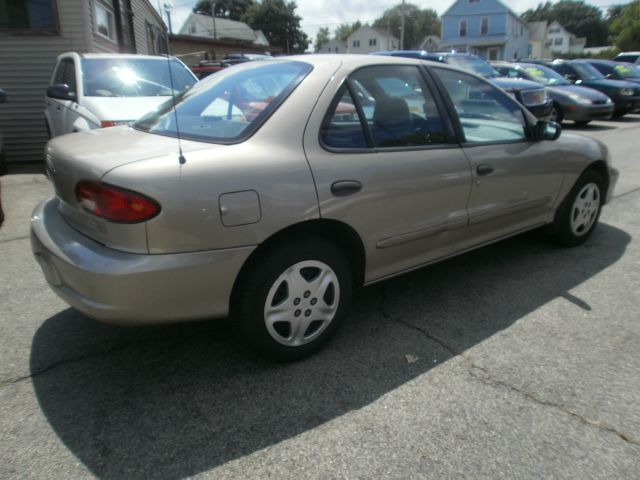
left=400, top=0, right=406, bottom=50
left=164, top=2, right=173, bottom=35
left=210, top=0, right=217, bottom=39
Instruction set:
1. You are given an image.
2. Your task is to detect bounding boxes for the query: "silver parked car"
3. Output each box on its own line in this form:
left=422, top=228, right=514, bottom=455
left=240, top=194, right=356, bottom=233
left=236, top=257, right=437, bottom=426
left=31, top=55, right=619, bottom=361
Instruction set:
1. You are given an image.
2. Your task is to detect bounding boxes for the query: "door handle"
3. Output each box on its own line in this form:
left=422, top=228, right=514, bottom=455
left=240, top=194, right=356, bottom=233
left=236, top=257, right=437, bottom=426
left=476, top=164, right=494, bottom=176
left=331, top=180, right=362, bottom=197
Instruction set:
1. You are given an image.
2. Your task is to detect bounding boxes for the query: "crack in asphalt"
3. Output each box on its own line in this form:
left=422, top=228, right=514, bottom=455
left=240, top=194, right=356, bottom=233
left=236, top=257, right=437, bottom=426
left=467, top=364, right=640, bottom=448
left=379, top=283, right=640, bottom=448
left=0, top=234, right=30, bottom=245
left=0, top=342, right=135, bottom=389
left=378, top=284, right=461, bottom=357
left=613, top=185, right=640, bottom=201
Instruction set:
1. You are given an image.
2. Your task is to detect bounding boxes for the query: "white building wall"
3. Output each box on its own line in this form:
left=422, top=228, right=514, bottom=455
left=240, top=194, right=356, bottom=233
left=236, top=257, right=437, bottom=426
left=347, top=26, right=398, bottom=54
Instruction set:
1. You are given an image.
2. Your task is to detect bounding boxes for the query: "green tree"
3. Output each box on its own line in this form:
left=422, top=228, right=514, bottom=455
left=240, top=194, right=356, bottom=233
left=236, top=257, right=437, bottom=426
left=242, top=0, right=309, bottom=54
left=314, top=27, right=330, bottom=52
left=192, top=0, right=255, bottom=21
left=372, top=3, right=440, bottom=49
left=334, top=21, right=362, bottom=42
left=611, top=2, right=640, bottom=51
left=521, top=0, right=609, bottom=47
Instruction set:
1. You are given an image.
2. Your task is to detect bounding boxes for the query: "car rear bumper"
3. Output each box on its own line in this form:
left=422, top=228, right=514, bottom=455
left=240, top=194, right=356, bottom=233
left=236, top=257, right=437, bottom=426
left=564, top=103, right=615, bottom=122
left=30, top=197, right=255, bottom=325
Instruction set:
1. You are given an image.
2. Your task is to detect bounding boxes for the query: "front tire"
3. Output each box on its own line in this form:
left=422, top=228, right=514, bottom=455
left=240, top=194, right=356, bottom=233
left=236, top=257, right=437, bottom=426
left=554, top=170, right=604, bottom=247
left=233, top=237, right=353, bottom=361
left=550, top=102, right=564, bottom=124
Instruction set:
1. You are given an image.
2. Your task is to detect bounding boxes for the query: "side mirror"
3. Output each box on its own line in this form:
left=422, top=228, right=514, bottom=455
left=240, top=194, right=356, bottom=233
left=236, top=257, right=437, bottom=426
left=0, top=89, right=6, bottom=103
left=534, top=120, right=561, bottom=141
left=46, top=84, right=76, bottom=101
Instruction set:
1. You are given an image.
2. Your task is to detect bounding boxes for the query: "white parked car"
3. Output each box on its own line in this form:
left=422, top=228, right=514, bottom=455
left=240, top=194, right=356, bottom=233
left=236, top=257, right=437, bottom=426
left=44, top=53, right=197, bottom=138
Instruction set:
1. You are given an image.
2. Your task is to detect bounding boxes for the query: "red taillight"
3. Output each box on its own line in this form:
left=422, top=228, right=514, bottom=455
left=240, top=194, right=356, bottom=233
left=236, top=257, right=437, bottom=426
left=75, top=181, right=160, bottom=223
left=100, top=121, right=128, bottom=128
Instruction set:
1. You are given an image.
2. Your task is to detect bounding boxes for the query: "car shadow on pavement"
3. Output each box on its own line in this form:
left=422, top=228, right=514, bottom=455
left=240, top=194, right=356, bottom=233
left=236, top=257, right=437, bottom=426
left=30, top=223, right=630, bottom=479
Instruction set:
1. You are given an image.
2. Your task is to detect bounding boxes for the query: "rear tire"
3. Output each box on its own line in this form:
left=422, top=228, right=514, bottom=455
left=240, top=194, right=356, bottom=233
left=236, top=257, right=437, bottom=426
left=233, top=237, right=353, bottom=362
left=553, top=170, right=604, bottom=247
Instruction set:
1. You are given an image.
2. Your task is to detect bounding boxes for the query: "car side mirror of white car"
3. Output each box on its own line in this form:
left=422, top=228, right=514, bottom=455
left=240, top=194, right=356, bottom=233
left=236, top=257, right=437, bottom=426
left=534, top=120, right=561, bottom=141
left=46, top=84, right=76, bottom=102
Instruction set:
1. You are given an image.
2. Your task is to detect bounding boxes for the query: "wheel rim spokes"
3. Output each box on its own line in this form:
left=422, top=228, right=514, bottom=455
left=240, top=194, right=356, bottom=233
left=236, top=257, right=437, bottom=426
left=264, top=260, right=340, bottom=347
left=570, top=182, right=600, bottom=236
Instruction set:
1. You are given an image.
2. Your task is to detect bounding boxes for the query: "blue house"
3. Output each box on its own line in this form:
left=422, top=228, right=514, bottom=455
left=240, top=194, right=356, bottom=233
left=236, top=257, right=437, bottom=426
left=441, top=0, right=529, bottom=61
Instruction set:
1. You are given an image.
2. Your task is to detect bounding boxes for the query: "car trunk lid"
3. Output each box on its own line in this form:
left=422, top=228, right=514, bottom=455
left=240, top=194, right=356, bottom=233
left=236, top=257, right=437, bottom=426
left=46, top=126, right=212, bottom=252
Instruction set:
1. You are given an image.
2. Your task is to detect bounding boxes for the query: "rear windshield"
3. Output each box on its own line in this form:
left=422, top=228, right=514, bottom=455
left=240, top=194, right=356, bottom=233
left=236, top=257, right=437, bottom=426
left=133, top=61, right=312, bottom=144
left=616, top=55, right=639, bottom=63
left=82, top=58, right=196, bottom=97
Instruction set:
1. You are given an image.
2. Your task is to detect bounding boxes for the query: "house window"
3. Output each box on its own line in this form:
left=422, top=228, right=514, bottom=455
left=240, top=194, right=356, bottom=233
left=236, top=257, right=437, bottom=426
left=549, top=27, right=560, bottom=34
left=459, top=20, right=467, bottom=37
left=95, top=2, right=116, bottom=41
left=369, top=38, right=377, bottom=46
left=353, top=39, right=360, bottom=48
left=480, top=17, right=488, bottom=35
left=554, top=38, right=563, bottom=46
left=146, top=21, right=168, bottom=55
left=0, top=0, right=58, bottom=34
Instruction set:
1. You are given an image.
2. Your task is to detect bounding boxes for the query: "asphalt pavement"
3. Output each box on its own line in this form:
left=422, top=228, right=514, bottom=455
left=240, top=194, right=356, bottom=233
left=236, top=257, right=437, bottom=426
left=1, top=117, right=639, bottom=479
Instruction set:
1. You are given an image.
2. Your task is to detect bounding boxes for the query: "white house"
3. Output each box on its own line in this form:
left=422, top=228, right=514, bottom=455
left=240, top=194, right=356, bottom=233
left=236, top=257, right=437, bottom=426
left=179, top=12, right=267, bottom=46
left=545, top=21, right=585, bottom=55
left=419, top=35, right=441, bottom=52
left=0, top=0, right=166, bottom=167
left=320, top=38, right=348, bottom=54
left=346, top=26, right=399, bottom=54
left=528, top=21, right=551, bottom=59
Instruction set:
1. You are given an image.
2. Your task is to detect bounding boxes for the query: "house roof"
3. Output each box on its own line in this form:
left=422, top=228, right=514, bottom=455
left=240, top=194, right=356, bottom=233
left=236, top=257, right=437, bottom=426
left=443, top=0, right=525, bottom=25
left=179, top=13, right=259, bottom=43
left=348, top=25, right=399, bottom=43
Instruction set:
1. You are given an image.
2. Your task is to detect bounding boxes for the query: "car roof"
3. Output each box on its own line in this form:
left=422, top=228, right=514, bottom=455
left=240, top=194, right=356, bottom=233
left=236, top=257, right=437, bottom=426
left=78, top=53, right=175, bottom=61
left=286, top=53, right=445, bottom=69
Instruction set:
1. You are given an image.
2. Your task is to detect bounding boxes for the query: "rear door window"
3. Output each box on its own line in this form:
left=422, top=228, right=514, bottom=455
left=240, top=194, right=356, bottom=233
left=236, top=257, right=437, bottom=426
left=321, top=88, right=368, bottom=149
left=348, top=66, right=447, bottom=148
left=433, top=68, right=526, bottom=144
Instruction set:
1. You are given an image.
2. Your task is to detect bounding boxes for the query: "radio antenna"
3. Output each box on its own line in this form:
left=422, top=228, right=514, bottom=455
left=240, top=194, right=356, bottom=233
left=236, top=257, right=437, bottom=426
left=158, top=0, right=186, bottom=164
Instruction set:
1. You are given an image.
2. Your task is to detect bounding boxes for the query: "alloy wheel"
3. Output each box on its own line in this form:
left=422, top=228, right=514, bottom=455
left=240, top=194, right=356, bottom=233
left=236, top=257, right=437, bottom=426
left=263, top=260, right=340, bottom=347
left=570, top=182, right=600, bottom=236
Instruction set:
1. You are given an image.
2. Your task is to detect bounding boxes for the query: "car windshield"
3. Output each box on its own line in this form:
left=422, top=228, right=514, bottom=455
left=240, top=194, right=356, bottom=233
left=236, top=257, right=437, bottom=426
left=613, top=63, right=640, bottom=79
left=521, top=65, right=569, bottom=85
left=571, top=62, right=605, bottom=81
left=447, top=56, right=500, bottom=78
left=133, top=60, right=312, bottom=143
left=82, top=58, right=197, bottom=97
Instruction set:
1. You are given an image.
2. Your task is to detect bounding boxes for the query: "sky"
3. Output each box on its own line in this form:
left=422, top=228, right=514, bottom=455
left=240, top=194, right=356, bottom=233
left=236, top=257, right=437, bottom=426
left=158, top=0, right=634, bottom=46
